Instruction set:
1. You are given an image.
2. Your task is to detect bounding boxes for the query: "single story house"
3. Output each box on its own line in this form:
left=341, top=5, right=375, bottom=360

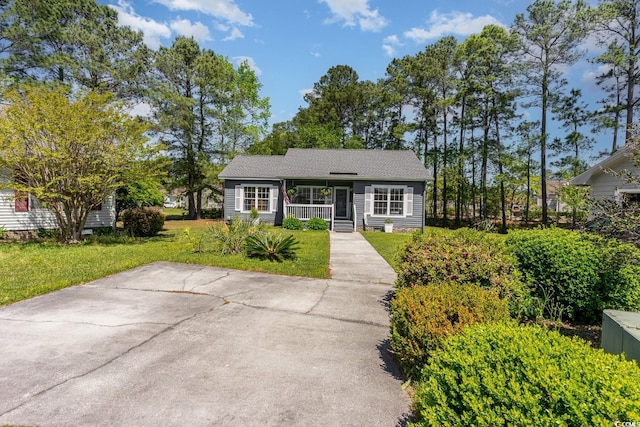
left=570, top=145, right=640, bottom=206
left=218, top=148, right=432, bottom=232
left=0, top=171, right=116, bottom=235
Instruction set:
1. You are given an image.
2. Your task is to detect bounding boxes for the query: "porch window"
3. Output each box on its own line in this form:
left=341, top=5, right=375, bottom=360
left=243, top=186, right=271, bottom=212
left=295, top=186, right=327, bottom=205
left=374, top=187, right=404, bottom=216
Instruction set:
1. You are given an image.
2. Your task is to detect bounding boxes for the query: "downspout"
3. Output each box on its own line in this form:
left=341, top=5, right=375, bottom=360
left=422, top=181, right=427, bottom=233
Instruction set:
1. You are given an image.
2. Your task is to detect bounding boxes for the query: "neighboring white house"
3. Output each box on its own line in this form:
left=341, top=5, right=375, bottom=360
left=0, top=171, right=116, bottom=233
left=569, top=145, right=640, bottom=205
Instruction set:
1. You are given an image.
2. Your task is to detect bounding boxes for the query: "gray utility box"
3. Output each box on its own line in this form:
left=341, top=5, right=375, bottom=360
left=602, top=309, right=640, bottom=364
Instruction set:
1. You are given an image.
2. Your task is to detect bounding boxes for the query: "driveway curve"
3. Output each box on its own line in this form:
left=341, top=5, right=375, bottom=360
left=0, top=261, right=410, bottom=426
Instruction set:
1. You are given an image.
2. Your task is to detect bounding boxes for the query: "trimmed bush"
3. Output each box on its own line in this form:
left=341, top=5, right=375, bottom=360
left=390, top=282, right=510, bottom=379
left=413, top=323, right=640, bottom=426
left=395, top=228, right=528, bottom=314
left=122, top=208, right=164, bottom=237
left=306, top=217, right=329, bottom=231
left=282, top=214, right=304, bottom=230
left=244, top=232, right=300, bottom=261
left=506, top=227, right=640, bottom=322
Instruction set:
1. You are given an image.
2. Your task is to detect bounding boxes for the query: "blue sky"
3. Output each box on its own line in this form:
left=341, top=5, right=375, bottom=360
left=99, top=0, right=612, bottom=159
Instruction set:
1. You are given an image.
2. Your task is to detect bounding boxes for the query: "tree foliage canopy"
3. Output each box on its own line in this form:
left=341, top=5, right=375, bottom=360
left=0, top=84, right=159, bottom=242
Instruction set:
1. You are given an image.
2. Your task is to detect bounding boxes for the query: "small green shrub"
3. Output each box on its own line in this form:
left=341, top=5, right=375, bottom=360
left=390, top=282, right=510, bottom=379
left=282, top=214, right=304, bottom=230
left=244, top=232, right=300, bottom=261
left=395, top=228, right=528, bottom=315
left=506, top=227, right=640, bottom=322
left=206, top=217, right=264, bottom=255
left=36, top=227, right=61, bottom=240
left=306, top=217, right=328, bottom=231
left=91, top=226, right=115, bottom=236
left=413, top=323, right=640, bottom=426
left=200, top=208, right=223, bottom=219
left=122, top=208, right=165, bottom=237
left=0, top=225, right=7, bottom=239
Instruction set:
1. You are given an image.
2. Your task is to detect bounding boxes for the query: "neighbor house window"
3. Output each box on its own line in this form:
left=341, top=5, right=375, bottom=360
left=243, top=186, right=270, bottom=212
left=295, top=186, right=327, bottom=205
left=373, top=187, right=404, bottom=216
left=14, top=191, right=29, bottom=212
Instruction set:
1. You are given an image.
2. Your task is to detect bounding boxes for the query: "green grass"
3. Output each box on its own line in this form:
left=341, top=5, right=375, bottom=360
left=0, top=220, right=329, bottom=306
left=362, top=231, right=413, bottom=269
left=362, top=227, right=457, bottom=269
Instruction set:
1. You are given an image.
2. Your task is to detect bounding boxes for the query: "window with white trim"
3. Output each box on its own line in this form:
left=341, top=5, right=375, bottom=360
left=243, top=186, right=271, bottom=212
left=374, top=187, right=404, bottom=216
left=617, top=189, right=640, bottom=209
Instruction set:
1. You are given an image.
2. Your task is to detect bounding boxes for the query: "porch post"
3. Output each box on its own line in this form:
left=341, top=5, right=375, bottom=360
left=331, top=203, right=335, bottom=231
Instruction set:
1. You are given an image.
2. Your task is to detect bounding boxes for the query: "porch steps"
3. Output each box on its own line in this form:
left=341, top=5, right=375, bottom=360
left=333, top=220, right=355, bottom=233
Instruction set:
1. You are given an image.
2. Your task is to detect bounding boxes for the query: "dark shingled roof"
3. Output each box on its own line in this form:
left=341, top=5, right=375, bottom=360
left=219, top=148, right=431, bottom=181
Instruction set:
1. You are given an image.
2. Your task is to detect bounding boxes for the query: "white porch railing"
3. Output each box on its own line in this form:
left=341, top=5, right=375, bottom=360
left=284, top=204, right=334, bottom=230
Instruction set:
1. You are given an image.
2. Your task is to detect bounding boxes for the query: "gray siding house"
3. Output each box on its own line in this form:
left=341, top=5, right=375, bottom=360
left=218, top=148, right=432, bottom=232
left=570, top=145, right=640, bottom=205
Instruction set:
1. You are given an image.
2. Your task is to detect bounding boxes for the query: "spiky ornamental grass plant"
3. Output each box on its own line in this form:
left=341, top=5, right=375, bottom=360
left=244, top=232, right=300, bottom=262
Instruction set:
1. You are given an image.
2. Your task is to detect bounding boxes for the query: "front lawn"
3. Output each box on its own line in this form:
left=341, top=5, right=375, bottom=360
left=0, top=220, right=330, bottom=306
left=361, top=231, right=412, bottom=269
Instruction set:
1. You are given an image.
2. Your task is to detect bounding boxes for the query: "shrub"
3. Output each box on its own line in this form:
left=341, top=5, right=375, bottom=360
left=244, top=232, right=300, bottom=261
left=389, top=282, right=510, bottom=379
left=91, top=226, right=115, bottom=236
left=282, top=214, right=304, bottom=230
left=206, top=216, right=264, bottom=255
left=36, top=227, right=61, bottom=240
left=395, top=228, right=528, bottom=314
left=413, top=323, right=640, bottom=426
left=122, top=208, right=164, bottom=237
left=200, top=208, right=223, bottom=219
left=506, top=227, right=640, bottom=322
left=306, top=217, right=328, bottom=231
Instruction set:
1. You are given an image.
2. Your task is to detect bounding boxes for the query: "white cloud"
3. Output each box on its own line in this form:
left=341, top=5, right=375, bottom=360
left=170, top=18, right=212, bottom=43
left=320, top=0, right=388, bottom=32
left=299, top=88, right=314, bottom=99
left=310, top=51, right=321, bottom=58
left=109, top=1, right=171, bottom=50
left=233, top=56, right=262, bottom=75
left=152, top=0, right=254, bottom=27
left=405, top=10, right=505, bottom=43
left=382, top=34, right=401, bottom=57
left=223, top=27, right=244, bottom=41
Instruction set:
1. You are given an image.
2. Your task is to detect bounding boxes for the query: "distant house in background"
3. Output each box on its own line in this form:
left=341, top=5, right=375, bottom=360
left=537, top=179, right=569, bottom=213
left=570, top=145, right=640, bottom=206
left=218, top=148, right=432, bottom=232
left=0, top=173, right=115, bottom=235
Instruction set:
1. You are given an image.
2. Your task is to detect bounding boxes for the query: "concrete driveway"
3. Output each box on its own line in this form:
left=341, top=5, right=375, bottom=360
left=0, top=261, right=410, bottom=426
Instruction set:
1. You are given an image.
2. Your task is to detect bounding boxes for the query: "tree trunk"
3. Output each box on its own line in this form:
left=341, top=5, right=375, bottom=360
left=540, top=77, right=549, bottom=226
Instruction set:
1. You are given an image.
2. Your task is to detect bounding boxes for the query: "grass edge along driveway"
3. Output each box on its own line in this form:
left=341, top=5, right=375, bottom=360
left=0, top=220, right=329, bottom=306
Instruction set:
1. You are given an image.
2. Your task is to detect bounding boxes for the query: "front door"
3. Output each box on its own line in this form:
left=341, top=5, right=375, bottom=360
left=334, top=187, right=350, bottom=219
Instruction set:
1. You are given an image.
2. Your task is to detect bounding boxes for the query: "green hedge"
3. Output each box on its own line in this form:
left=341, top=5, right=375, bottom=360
left=395, top=228, right=528, bottom=316
left=412, top=323, right=640, bottom=426
left=390, top=282, right=510, bottom=379
left=506, top=228, right=640, bottom=322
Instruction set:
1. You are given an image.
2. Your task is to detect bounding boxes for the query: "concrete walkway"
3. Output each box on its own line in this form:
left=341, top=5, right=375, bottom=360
left=0, top=235, right=409, bottom=426
left=329, top=232, right=397, bottom=284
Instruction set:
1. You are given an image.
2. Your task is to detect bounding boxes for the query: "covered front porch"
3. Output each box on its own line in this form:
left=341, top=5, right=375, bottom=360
left=283, top=182, right=356, bottom=232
